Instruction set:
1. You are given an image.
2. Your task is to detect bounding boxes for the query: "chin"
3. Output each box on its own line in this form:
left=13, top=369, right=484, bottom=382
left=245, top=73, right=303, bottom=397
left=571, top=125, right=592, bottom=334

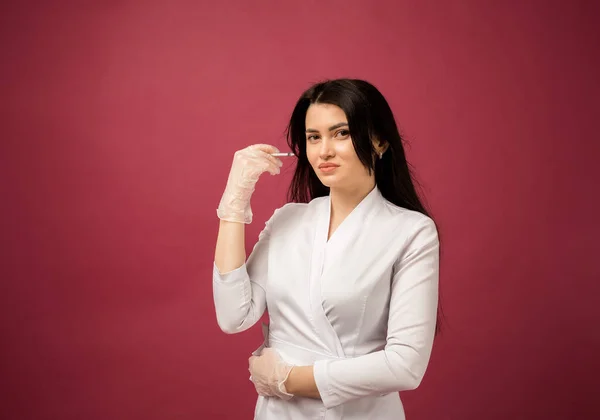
left=316, top=176, right=343, bottom=189
left=312, top=167, right=346, bottom=189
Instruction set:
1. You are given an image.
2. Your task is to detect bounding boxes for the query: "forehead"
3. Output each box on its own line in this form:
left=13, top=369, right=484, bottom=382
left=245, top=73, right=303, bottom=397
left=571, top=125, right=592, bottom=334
left=305, top=103, right=347, bottom=128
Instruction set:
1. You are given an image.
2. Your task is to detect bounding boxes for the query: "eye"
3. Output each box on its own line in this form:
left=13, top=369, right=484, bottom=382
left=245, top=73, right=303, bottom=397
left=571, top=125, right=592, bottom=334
left=335, top=129, right=350, bottom=139
left=306, top=134, right=320, bottom=142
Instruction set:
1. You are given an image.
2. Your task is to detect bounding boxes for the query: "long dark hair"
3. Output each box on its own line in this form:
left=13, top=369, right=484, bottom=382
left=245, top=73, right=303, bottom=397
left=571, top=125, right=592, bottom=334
left=284, top=78, right=444, bottom=335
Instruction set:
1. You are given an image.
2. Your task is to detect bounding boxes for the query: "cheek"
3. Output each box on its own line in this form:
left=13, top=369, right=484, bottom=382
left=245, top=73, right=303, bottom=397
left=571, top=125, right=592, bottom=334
left=306, top=145, right=319, bottom=167
left=335, top=140, right=358, bottom=161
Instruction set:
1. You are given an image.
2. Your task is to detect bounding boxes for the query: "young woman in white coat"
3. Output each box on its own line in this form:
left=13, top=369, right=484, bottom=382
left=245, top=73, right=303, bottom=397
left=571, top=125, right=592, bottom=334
left=213, top=78, right=441, bottom=419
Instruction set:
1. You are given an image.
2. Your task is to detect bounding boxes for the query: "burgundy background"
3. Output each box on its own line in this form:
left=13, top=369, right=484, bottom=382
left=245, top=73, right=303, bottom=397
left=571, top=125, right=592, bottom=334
left=1, top=1, right=598, bottom=419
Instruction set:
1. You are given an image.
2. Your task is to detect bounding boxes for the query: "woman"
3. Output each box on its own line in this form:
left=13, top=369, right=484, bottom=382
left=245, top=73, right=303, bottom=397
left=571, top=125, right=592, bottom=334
left=213, top=79, right=440, bottom=419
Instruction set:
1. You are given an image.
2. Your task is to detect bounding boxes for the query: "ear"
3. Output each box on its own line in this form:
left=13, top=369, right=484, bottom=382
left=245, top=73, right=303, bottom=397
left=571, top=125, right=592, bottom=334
left=372, top=137, right=389, bottom=155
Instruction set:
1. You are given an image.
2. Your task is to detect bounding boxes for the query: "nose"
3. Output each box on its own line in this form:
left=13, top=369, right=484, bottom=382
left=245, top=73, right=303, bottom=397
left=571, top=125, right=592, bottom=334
left=319, top=137, right=335, bottom=160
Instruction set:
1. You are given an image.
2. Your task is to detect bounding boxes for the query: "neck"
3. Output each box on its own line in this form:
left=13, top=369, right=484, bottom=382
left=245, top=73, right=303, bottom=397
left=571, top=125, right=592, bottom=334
left=329, top=179, right=376, bottom=220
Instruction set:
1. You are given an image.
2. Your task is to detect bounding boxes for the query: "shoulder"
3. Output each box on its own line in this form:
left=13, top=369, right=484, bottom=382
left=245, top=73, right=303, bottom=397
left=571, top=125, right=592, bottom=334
left=376, top=201, right=440, bottom=269
left=380, top=199, right=439, bottom=245
left=267, top=196, right=328, bottom=225
left=272, top=196, right=328, bottom=219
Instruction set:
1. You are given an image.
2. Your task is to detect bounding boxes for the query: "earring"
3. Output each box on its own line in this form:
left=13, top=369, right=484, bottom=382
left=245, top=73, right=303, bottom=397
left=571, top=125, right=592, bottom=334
left=379, top=151, right=383, bottom=159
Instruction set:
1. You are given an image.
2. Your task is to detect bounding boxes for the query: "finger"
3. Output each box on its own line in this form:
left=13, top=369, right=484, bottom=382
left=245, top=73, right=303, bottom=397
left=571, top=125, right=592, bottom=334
left=250, top=146, right=285, bottom=168
left=251, top=154, right=281, bottom=176
left=243, top=149, right=281, bottom=176
left=250, top=143, right=280, bottom=155
left=265, top=162, right=281, bottom=176
left=258, top=160, right=281, bottom=176
left=254, top=149, right=283, bottom=169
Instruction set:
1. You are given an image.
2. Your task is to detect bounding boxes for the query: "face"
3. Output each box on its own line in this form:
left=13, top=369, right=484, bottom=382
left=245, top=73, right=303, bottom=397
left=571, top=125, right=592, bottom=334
left=305, top=103, right=374, bottom=191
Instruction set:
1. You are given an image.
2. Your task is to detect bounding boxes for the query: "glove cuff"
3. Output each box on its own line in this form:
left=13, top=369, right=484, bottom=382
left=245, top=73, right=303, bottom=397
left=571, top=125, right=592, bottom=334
left=274, top=364, right=294, bottom=400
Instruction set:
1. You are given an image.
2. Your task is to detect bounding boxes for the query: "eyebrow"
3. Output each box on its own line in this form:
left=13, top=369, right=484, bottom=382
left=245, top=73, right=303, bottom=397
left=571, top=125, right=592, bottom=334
left=305, top=122, right=348, bottom=133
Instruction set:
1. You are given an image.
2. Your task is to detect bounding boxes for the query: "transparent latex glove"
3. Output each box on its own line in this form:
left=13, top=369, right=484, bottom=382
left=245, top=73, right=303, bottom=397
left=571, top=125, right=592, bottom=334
left=248, top=348, right=294, bottom=400
left=216, top=144, right=283, bottom=224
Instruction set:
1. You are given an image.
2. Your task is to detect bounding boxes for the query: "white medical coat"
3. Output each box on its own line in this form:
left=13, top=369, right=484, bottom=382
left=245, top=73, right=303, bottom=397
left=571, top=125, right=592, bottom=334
left=213, top=186, right=439, bottom=419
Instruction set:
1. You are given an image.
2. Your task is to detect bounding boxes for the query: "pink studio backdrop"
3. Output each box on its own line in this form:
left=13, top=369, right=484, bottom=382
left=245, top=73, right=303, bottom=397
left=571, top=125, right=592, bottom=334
left=1, top=1, right=598, bottom=419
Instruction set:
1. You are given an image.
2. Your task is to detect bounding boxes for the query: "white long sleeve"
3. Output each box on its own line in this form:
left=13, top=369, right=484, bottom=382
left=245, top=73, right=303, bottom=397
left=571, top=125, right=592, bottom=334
left=312, top=218, right=440, bottom=408
left=212, top=214, right=274, bottom=334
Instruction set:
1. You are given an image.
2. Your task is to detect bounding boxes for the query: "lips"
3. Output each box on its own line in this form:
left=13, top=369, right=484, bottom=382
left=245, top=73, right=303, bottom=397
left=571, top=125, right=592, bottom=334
left=318, top=163, right=339, bottom=173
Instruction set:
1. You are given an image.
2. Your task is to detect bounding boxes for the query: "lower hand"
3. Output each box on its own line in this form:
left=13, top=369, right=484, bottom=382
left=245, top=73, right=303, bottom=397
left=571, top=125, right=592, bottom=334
left=248, top=348, right=294, bottom=400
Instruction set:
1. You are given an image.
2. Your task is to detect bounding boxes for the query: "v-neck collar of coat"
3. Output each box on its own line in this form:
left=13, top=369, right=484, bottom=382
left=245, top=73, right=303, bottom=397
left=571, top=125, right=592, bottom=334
left=308, top=185, right=384, bottom=356
left=323, top=185, right=383, bottom=247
